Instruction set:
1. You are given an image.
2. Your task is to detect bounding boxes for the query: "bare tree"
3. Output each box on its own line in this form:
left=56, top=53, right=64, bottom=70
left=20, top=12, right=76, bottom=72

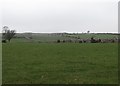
left=2, top=26, right=16, bottom=42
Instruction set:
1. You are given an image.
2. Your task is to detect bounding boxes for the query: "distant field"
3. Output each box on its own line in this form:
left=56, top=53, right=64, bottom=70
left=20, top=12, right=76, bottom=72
left=11, top=33, right=118, bottom=43
left=2, top=43, right=118, bottom=84
left=12, top=33, right=75, bottom=43
left=67, top=34, right=118, bottom=39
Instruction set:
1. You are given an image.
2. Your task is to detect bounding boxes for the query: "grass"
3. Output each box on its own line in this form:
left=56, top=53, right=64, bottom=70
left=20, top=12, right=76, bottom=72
left=2, top=43, right=118, bottom=84
left=68, top=34, right=118, bottom=39
left=13, top=33, right=76, bottom=43
left=13, top=33, right=118, bottom=43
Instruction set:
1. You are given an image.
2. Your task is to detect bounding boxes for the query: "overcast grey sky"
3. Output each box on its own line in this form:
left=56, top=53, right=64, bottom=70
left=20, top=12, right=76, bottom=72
left=1, top=0, right=119, bottom=33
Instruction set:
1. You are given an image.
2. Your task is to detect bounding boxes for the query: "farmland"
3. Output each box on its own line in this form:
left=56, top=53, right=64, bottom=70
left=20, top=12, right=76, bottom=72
left=2, top=42, right=118, bottom=84
left=11, top=33, right=118, bottom=43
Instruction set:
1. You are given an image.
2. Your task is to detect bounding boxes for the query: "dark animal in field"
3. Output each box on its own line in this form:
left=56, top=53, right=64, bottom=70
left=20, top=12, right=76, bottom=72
left=83, top=40, right=86, bottom=43
left=2, top=40, right=6, bottom=43
left=91, top=37, right=96, bottom=43
left=56, top=37, right=117, bottom=43
left=79, top=40, right=82, bottom=43
left=111, top=39, right=115, bottom=43
left=91, top=37, right=101, bottom=43
left=63, top=40, right=65, bottom=43
left=98, top=39, right=101, bottom=43
left=57, top=39, right=60, bottom=43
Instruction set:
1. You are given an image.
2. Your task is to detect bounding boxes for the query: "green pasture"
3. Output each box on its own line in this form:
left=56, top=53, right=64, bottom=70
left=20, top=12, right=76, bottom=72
left=2, top=43, right=118, bottom=84
left=67, top=34, right=118, bottom=39
left=11, top=33, right=118, bottom=43
left=12, top=33, right=75, bottom=43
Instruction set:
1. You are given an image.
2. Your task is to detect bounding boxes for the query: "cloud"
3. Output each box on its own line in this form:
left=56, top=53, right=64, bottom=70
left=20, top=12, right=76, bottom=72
left=1, top=0, right=118, bottom=33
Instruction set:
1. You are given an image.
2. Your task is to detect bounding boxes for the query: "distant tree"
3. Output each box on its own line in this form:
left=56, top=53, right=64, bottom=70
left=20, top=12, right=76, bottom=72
left=87, top=31, right=90, bottom=34
left=2, top=26, right=16, bottom=42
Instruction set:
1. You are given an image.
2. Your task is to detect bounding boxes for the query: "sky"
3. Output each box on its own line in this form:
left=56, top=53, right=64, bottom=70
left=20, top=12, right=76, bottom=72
left=0, top=0, right=119, bottom=33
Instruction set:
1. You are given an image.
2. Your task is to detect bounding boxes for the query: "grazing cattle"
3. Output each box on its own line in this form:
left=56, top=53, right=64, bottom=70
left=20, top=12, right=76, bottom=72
left=79, top=40, right=82, bottom=43
left=91, top=37, right=101, bottom=43
left=91, top=37, right=96, bottom=43
left=83, top=40, right=86, bottom=43
left=56, top=38, right=118, bottom=44
left=63, top=40, right=65, bottom=43
left=57, top=40, right=60, bottom=43
left=98, top=39, right=101, bottom=43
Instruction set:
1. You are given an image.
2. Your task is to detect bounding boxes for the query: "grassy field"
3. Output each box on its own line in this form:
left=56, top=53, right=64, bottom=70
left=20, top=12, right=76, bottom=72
left=12, top=33, right=118, bottom=43
left=67, top=34, right=118, bottom=39
left=12, top=33, right=76, bottom=43
left=2, top=43, right=118, bottom=84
